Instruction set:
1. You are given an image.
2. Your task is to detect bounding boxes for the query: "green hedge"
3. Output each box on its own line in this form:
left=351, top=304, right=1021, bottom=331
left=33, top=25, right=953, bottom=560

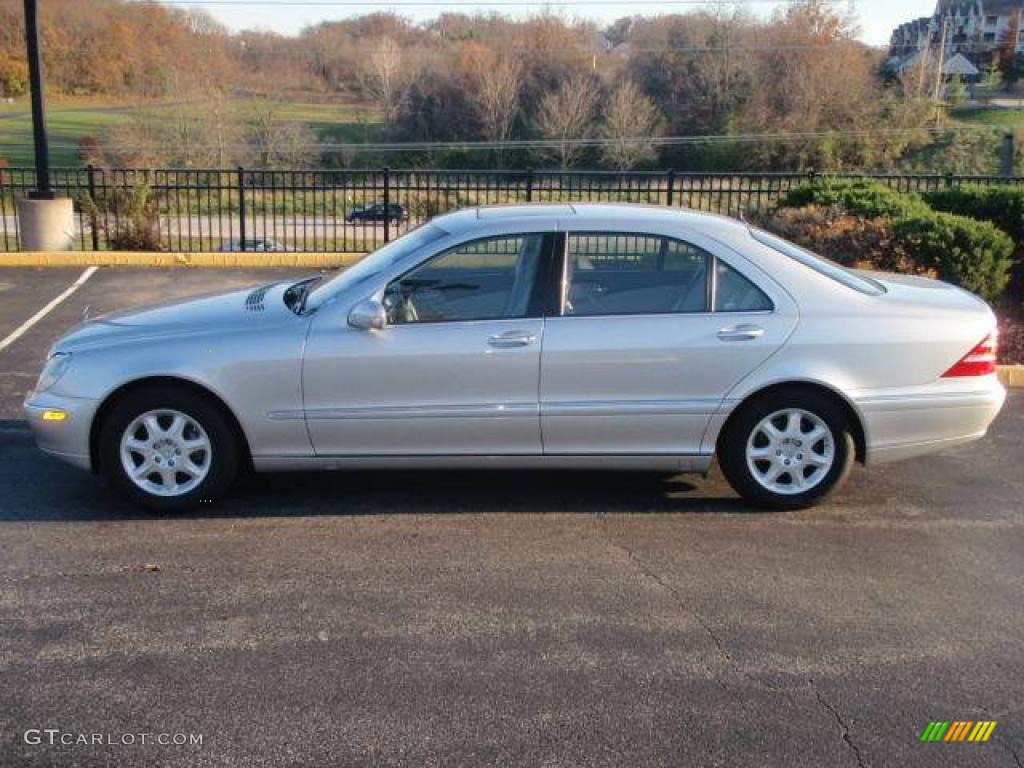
left=923, top=184, right=1024, bottom=244
left=779, top=180, right=1013, bottom=302
left=781, top=179, right=925, bottom=219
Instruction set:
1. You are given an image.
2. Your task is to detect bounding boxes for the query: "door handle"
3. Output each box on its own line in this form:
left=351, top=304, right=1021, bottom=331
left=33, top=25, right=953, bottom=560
left=717, top=324, right=765, bottom=341
left=488, top=331, right=537, bottom=348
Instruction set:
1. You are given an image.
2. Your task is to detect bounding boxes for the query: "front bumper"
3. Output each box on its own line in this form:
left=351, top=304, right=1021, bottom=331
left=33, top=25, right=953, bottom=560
left=856, top=376, right=1007, bottom=464
left=23, top=391, right=100, bottom=471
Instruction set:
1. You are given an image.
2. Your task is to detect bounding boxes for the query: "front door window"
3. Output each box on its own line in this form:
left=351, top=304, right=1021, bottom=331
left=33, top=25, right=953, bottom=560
left=384, top=234, right=546, bottom=324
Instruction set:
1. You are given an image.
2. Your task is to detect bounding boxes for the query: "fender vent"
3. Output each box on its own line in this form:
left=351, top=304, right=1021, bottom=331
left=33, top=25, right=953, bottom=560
left=244, top=285, right=270, bottom=312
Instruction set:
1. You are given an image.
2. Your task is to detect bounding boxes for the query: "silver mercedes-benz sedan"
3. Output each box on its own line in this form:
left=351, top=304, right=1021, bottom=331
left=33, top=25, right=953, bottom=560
left=25, top=203, right=1006, bottom=511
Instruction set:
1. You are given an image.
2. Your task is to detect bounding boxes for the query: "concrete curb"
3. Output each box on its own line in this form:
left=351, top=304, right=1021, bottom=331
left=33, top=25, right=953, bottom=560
left=0, top=251, right=367, bottom=268
left=998, top=365, right=1024, bottom=388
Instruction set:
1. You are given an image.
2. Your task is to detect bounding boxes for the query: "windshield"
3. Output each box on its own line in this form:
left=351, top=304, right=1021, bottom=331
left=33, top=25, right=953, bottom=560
left=748, top=228, right=885, bottom=296
left=304, top=224, right=448, bottom=310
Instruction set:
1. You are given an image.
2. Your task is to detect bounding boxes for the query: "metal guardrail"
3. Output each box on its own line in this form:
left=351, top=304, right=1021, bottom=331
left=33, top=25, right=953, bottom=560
left=2, top=167, right=1023, bottom=253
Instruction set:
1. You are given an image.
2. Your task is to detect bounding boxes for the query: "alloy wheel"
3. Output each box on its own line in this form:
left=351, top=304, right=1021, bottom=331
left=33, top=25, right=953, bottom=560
left=119, top=409, right=212, bottom=497
left=745, top=408, right=835, bottom=495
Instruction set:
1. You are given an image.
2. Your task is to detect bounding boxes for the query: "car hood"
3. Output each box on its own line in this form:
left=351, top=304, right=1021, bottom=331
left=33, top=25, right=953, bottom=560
left=53, top=281, right=296, bottom=352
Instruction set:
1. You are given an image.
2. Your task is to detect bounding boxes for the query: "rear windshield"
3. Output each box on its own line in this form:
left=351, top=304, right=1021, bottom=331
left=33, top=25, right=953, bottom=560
left=749, top=228, right=885, bottom=296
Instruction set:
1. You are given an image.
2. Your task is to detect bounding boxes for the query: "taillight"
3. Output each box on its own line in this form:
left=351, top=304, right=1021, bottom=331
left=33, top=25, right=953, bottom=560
left=941, top=331, right=998, bottom=377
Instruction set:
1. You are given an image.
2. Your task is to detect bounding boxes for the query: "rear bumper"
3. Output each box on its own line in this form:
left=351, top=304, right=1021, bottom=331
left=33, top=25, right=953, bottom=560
left=855, top=377, right=1006, bottom=464
left=23, top=391, right=99, bottom=471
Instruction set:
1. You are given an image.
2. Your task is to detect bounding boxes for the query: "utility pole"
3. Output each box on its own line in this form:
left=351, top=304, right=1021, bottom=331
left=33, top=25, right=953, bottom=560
left=16, top=0, right=74, bottom=251
left=933, top=17, right=949, bottom=125
left=916, top=26, right=930, bottom=98
left=23, top=0, right=51, bottom=198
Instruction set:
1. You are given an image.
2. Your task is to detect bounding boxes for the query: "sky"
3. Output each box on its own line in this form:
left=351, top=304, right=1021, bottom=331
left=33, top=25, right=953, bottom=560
left=151, top=0, right=939, bottom=46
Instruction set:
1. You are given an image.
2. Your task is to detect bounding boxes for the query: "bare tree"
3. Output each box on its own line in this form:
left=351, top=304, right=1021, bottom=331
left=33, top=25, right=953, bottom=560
left=247, top=103, right=318, bottom=168
left=463, top=43, right=524, bottom=164
left=203, top=97, right=248, bottom=167
left=536, top=74, right=600, bottom=168
left=356, top=36, right=416, bottom=131
left=601, top=80, right=663, bottom=169
left=101, top=116, right=169, bottom=168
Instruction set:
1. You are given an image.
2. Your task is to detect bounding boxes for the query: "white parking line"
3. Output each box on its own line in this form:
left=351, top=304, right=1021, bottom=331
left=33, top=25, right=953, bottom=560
left=0, top=267, right=98, bottom=354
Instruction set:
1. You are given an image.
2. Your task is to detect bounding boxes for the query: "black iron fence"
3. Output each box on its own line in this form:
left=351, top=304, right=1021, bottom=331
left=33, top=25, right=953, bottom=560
left=2, top=166, right=1023, bottom=253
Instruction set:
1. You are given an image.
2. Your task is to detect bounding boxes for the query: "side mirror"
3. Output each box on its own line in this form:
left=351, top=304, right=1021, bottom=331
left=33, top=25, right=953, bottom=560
left=348, top=298, right=387, bottom=330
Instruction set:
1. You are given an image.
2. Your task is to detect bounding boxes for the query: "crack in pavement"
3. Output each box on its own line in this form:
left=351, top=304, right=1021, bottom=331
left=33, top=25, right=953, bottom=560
left=595, top=516, right=874, bottom=767
left=966, top=704, right=1022, bottom=767
left=811, top=682, right=868, bottom=768
left=991, top=737, right=1023, bottom=768
left=592, top=515, right=732, bottom=672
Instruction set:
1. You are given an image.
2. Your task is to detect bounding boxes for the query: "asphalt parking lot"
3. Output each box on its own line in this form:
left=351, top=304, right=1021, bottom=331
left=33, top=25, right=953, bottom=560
left=0, top=267, right=1022, bottom=767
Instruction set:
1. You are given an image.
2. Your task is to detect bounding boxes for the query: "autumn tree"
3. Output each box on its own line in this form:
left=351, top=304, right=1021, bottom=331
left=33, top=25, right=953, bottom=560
left=625, top=11, right=754, bottom=138
left=737, top=0, right=890, bottom=170
left=0, top=51, right=27, bottom=97
left=997, top=9, right=1023, bottom=81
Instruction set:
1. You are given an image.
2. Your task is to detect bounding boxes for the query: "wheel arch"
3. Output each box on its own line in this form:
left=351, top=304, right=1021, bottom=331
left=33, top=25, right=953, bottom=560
left=715, top=380, right=867, bottom=464
left=89, top=375, right=253, bottom=474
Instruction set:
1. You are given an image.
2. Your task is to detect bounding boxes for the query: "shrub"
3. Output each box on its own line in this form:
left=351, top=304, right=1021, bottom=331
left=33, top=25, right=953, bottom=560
left=923, top=184, right=1024, bottom=244
left=780, top=178, right=925, bottom=219
left=895, top=210, right=1012, bottom=302
left=762, top=205, right=925, bottom=276
left=778, top=180, right=1013, bottom=301
left=83, top=185, right=163, bottom=251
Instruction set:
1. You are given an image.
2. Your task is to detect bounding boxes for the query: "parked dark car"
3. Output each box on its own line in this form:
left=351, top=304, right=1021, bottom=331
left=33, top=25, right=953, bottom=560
left=346, top=203, right=407, bottom=223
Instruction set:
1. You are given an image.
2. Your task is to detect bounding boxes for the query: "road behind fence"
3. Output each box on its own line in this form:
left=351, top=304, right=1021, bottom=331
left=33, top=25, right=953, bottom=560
left=2, top=167, right=1023, bottom=253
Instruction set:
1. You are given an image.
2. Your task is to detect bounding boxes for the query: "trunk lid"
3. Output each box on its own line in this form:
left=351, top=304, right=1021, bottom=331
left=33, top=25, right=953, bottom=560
left=859, top=271, right=993, bottom=315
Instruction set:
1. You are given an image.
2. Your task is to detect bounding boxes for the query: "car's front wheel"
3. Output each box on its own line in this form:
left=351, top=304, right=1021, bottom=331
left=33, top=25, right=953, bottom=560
left=99, top=386, right=240, bottom=511
left=718, top=389, right=855, bottom=510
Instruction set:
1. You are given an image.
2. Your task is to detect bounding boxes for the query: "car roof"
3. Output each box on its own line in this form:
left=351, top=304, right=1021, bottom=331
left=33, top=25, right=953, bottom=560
left=434, top=203, right=751, bottom=242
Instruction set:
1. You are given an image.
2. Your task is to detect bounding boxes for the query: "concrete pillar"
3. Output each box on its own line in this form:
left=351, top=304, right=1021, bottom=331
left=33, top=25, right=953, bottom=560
left=16, top=197, right=75, bottom=251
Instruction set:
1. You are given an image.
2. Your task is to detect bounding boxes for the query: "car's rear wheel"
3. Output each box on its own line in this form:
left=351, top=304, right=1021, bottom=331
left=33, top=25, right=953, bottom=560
left=718, top=389, right=855, bottom=510
left=99, top=386, right=240, bottom=511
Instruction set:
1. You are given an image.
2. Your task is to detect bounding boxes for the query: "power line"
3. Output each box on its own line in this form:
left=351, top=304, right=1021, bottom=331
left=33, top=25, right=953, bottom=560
left=10, top=126, right=981, bottom=154
left=221, top=42, right=882, bottom=56
left=224, top=43, right=1010, bottom=59
left=159, top=0, right=843, bottom=5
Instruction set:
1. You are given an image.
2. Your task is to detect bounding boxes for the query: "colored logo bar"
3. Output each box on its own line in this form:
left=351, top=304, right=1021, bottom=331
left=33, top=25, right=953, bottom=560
left=921, top=721, right=997, bottom=742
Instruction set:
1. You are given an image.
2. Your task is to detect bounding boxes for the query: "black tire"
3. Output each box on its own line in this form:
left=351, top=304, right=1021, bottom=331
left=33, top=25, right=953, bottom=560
left=98, top=385, right=240, bottom=511
left=718, top=388, right=855, bottom=510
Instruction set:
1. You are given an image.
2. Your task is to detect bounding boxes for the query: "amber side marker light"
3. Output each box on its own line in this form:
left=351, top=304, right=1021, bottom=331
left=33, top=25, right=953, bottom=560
left=41, top=410, right=69, bottom=421
left=942, top=332, right=997, bottom=378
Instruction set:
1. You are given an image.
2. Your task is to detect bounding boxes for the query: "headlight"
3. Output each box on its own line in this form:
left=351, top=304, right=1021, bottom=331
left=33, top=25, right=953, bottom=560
left=35, top=352, right=72, bottom=393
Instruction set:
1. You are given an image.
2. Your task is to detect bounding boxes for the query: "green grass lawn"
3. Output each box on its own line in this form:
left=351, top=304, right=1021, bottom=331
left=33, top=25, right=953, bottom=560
left=0, top=100, right=131, bottom=165
left=949, top=104, right=1024, bottom=127
left=0, top=97, right=381, bottom=168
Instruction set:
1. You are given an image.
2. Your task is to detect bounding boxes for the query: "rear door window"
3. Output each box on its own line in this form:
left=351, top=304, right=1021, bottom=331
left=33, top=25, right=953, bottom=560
left=564, top=233, right=711, bottom=316
left=714, top=260, right=774, bottom=312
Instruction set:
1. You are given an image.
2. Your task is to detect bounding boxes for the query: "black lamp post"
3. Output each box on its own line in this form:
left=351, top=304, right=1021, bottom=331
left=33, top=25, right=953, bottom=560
left=23, top=0, right=53, bottom=199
